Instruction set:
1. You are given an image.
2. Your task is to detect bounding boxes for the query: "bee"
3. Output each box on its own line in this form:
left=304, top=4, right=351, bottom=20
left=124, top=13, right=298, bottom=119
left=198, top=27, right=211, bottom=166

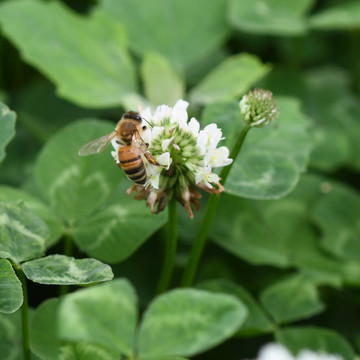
left=78, top=111, right=162, bottom=185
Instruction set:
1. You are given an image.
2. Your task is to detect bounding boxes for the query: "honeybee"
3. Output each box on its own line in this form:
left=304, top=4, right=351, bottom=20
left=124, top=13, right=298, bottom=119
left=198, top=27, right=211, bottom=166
left=78, top=111, right=162, bottom=185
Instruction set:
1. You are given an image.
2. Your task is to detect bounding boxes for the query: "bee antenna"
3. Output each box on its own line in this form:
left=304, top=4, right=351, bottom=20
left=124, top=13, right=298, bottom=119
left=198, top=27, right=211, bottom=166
left=142, top=117, right=153, bottom=128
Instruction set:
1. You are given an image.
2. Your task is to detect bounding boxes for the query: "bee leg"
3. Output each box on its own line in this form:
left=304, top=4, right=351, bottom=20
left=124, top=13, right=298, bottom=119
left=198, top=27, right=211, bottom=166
left=144, top=151, right=166, bottom=167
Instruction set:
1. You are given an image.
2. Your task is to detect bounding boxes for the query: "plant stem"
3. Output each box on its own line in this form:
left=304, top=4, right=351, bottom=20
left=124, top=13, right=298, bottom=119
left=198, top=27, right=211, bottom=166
left=63, top=232, right=73, bottom=257
left=59, top=233, right=73, bottom=297
left=181, top=124, right=251, bottom=287
left=218, top=124, right=251, bottom=185
left=16, top=267, right=31, bottom=360
left=156, top=196, right=178, bottom=294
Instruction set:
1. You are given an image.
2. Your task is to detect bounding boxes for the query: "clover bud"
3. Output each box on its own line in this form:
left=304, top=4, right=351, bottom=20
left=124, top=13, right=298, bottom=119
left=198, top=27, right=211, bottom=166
left=239, top=89, right=279, bottom=128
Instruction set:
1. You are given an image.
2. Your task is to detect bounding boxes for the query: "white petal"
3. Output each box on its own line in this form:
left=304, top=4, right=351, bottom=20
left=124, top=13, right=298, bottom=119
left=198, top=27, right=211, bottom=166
left=196, top=130, right=208, bottom=155
left=209, top=146, right=233, bottom=167
left=194, top=165, right=208, bottom=184
left=204, top=123, right=223, bottom=148
left=170, top=99, right=189, bottom=124
left=141, top=128, right=152, bottom=144
left=175, top=117, right=189, bottom=131
left=158, top=152, right=171, bottom=170
left=150, top=172, right=160, bottom=189
left=153, top=105, right=172, bottom=124
left=141, top=107, right=152, bottom=122
left=174, top=99, right=189, bottom=108
left=205, top=172, right=219, bottom=184
left=151, top=126, right=164, bottom=140
left=188, top=117, right=200, bottom=137
left=257, top=343, right=294, bottom=360
left=203, top=149, right=213, bottom=167
left=195, top=166, right=212, bottom=186
left=161, top=137, right=174, bottom=151
left=202, top=179, right=213, bottom=189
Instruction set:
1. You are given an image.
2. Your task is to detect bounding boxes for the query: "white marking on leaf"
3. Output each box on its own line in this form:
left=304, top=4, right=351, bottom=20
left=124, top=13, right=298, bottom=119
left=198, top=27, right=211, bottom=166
left=0, top=212, right=43, bottom=241
left=87, top=206, right=130, bottom=249
left=83, top=172, right=110, bottom=195
left=49, top=165, right=80, bottom=199
left=1, top=108, right=9, bottom=117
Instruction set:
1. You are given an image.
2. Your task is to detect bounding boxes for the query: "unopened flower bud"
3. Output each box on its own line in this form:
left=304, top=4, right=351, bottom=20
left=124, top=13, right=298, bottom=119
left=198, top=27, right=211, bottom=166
left=239, top=89, right=279, bottom=128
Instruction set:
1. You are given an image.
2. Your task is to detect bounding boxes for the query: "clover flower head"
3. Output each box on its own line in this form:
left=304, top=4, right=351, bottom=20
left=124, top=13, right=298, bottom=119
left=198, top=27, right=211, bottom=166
left=244, top=343, right=344, bottom=360
left=239, top=89, right=279, bottom=127
left=120, top=99, right=232, bottom=218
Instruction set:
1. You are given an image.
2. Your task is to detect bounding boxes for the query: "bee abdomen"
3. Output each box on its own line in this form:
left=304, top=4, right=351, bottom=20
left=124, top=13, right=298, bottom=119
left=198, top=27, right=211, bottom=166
left=119, top=155, right=147, bottom=185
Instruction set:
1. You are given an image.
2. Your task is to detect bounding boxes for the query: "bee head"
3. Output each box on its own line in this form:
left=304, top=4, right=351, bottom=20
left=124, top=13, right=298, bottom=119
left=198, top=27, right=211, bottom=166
left=118, top=111, right=143, bottom=144
left=123, top=111, right=142, bottom=123
left=123, top=110, right=154, bottom=132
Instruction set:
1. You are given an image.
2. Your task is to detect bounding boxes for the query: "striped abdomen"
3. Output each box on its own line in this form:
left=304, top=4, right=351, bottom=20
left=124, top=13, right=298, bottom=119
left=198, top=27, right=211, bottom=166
left=118, top=146, right=147, bottom=185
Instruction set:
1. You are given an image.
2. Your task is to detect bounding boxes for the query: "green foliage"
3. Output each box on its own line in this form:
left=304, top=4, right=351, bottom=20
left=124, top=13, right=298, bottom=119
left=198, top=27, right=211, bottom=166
left=211, top=174, right=360, bottom=288
left=59, top=279, right=137, bottom=357
left=0, top=259, right=23, bottom=314
left=262, top=67, right=360, bottom=172
left=0, top=186, right=64, bottom=247
left=0, top=201, right=48, bottom=264
left=21, top=118, right=167, bottom=262
left=30, top=298, right=62, bottom=360
left=34, top=120, right=120, bottom=224
left=0, top=0, right=136, bottom=108
left=276, top=327, right=356, bottom=360
left=72, top=197, right=167, bottom=263
left=16, top=81, right=101, bottom=142
left=141, top=52, right=185, bottom=106
left=197, top=279, right=274, bottom=336
left=0, top=312, right=22, bottom=359
left=0, top=0, right=359, bottom=358
left=138, top=288, right=247, bottom=358
left=56, top=279, right=247, bottom=359
left=203, top=97, right=312, bottom=199
left=30, top=298, right=118, bottom=360
left=59, top=344, right=118, bottom=360
left=313, top=182, right=360, bottom=261
left=22, top=255, right=113, bottom=285
left=189, top=54, right=271, bottom=104
left=259, top=274, right=324, bottom=324
left=310, top=1, right=360, bottom=30
left=99, top=0, right=230, bottom=71
left=0, top=102, right=16, bottom=164
left=228, top=0, right=314, bottom=36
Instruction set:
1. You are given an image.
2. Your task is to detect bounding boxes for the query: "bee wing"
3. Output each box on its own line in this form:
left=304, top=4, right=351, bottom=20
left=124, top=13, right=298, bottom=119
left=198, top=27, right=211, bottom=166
left=130, top=129, right=148, bottom=155
left=78, top=131, right=117, bottom=156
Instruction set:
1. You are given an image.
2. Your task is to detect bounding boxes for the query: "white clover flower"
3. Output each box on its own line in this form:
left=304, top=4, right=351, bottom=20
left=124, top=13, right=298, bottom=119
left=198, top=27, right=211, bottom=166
left=256, top=343, right=294, bottom=360
left=126, top=99, right=232, bottom=218
left=244, top=343, right=344, bottom=360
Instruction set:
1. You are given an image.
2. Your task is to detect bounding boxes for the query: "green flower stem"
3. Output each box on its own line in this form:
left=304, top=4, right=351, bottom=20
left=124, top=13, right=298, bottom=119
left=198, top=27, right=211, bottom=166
left=16, top=267, right=31, bottom=360
left=156, top=196, right=178, bottom=294
left=59, top=233, right=73, bottom=297
left=217, top=123, right=251, bottom=184
left=181, top=123, right=251, bottom=287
